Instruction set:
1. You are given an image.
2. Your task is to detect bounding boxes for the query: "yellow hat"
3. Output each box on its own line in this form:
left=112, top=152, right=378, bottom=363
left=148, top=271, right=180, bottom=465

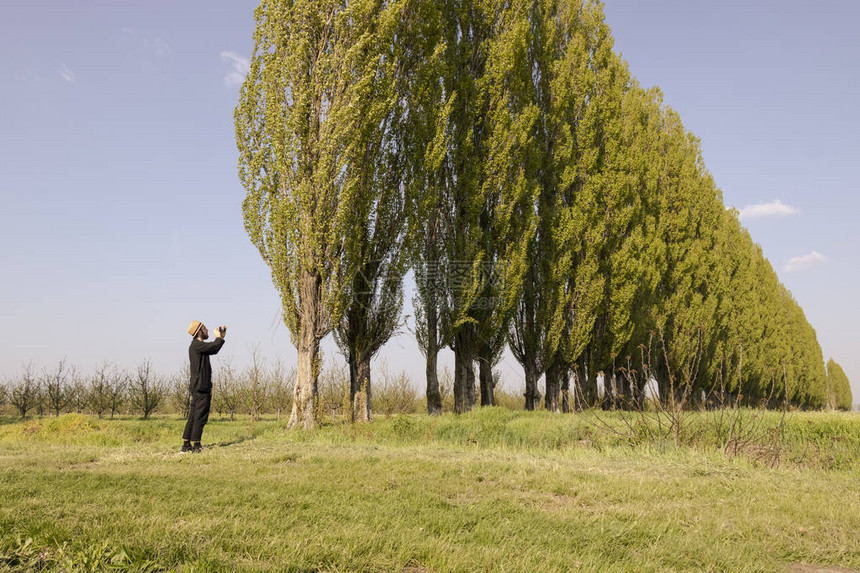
left=187, top=320, right=203, bottom=337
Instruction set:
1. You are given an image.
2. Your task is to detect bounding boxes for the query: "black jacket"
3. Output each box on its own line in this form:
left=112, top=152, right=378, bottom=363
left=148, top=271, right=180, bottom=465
left=189, top=338, right=225, bottom=393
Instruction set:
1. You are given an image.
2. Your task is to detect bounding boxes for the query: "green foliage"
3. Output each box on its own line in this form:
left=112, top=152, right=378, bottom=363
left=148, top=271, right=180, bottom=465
left=235, top=0, right=413, bottom=428
left=231, top=0, right=837, bottom=415
left=827, top=359, right=853, bottom=411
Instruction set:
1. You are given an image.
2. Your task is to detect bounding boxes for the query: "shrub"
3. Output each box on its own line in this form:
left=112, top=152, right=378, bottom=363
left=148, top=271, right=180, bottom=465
left=239, top=349, right=269, bottom=421
left=43, top=359, right=75, bottom=417
left=212, top=362, right=241, bottom=420
left=8, top=364, right=41, bottom=419
left=316, top=365, right=349, bottom=423
left=128, top=360, right=164, bottom=419
left=168, top=364, right=191, bottom=418
left=375, top=365, right=418, bottom=416
left=269, top=360, right=295, bottom=420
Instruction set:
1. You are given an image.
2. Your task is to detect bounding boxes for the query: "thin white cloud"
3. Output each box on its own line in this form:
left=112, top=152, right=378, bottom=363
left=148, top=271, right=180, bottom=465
left=738, top=199, right=800, bottom=220
left=153, top=37, right=171, bottom=57
left=121, top=27, right=170, bottom=57
left=783, top=251, right=827, bottom=273
left=58, top=61, right=74, bottom=83
left=221, top=51, right=250, bottom=87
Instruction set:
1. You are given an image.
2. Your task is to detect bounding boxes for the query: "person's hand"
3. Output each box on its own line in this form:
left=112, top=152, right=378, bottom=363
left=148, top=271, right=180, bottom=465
left=216, top=325, right=227, bottom=339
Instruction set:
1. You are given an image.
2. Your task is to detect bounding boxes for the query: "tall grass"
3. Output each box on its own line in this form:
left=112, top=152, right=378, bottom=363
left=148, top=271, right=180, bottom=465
left=1, top=410, right=858, bottom=571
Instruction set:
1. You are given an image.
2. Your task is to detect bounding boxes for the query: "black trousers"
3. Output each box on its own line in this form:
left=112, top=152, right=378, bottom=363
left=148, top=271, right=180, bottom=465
left=182, top=390, right=212, bottom=442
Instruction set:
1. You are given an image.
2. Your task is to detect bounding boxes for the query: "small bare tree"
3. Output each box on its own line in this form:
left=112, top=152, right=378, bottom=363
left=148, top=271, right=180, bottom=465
left=129, top=359, right=164, bottom=419
left=268, top=359, right=294, bottom=420
left=9, top=364, right=41, bottom=419
left=168, top=363, right=191, bottom=419
left=44, top=359, right=75, bottom=417
left=213, top=362, right=241, bottom=421
left=240, top=349, right=268, bottom=421
left=709, top=354, right=790, bottom=467
left=577, top=329, right=699, bottom=448
left=316, top=365, right=349, bottom=424
left=70, top=373, right=90, bottom=414
left=87, top=363, right=114, bottom=418
left=106, top=366, right=127, bottom=419
left=375, top=363, right=417, bottom=417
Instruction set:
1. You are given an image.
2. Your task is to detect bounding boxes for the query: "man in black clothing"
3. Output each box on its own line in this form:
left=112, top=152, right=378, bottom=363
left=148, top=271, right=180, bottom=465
left=181, top=320, right=226, bottom=453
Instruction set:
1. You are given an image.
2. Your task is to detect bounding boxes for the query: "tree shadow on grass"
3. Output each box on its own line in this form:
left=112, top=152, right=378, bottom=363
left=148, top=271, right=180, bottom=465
left=210, top=434, right=258, bottom=448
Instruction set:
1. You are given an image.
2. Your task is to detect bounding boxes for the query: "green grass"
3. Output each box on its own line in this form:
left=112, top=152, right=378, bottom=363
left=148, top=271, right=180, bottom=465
left=1, top=409, right=859, bottom=572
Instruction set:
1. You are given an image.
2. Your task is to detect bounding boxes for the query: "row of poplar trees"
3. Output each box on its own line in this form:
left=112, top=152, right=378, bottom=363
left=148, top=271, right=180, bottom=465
left=235, top=0, right=847, bottom=429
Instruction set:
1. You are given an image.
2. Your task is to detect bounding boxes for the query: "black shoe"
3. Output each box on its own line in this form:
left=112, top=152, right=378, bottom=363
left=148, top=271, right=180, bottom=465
left=191, top=443, right=203, bottom=454
left=180, top=443, right=193, bottom=454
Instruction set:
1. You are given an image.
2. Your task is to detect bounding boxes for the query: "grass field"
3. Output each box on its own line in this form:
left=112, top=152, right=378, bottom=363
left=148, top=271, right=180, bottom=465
left=1, top=408, right=858, bottom=572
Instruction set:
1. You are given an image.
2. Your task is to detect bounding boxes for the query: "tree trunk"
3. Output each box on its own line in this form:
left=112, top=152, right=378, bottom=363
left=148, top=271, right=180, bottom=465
left=579, top=361, right=598, bottom=408
left=289, top=328, right=319, bottom=430
left=544, top=358, right=561, bottom=413
left=616, top=368, right=632, bottom=409
left=523, top=359, right=539, bottom=411
left=571, top=368, right=585, bottom=412
left=453, top=330, right=474, bottom=414
left=426, top=348, right=442, bottom=415
left=466, top=355, right=477, bottom=410
left=478, top=349, right=495, bottom=407
left=606, top=370, right=618, bottom=410
left=289, top=270, right=324, bottom=430
left=561, top=366, right=570, bottom=413
left=352, top=354, right=372, bottom=422
left=425, top=297, right=442, bottom=415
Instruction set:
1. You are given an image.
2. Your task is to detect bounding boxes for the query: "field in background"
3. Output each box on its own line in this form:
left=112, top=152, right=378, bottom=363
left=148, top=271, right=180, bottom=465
left=1, top=409, right=859, bottom=572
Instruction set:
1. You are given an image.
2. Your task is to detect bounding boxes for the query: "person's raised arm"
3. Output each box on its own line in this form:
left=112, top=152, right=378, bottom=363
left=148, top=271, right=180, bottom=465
left=193, top=327, right=226, bottom=355
left=192, top=338, right=224, bottom=355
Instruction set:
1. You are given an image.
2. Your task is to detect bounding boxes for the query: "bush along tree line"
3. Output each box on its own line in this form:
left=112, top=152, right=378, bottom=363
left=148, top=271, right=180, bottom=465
left=234, top=0, right=851, bottom=427
left=1, top=357, right=474, bottom=420
left=2, top=360, right=163, bottom=420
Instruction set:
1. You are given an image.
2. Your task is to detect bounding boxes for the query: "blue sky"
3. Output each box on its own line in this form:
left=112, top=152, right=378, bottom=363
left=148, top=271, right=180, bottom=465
left=1, top=1, right=858, bottom=405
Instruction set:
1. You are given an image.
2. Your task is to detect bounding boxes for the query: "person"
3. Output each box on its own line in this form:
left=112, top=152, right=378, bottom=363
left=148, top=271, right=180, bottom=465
left=181, top=320, right=226, bottom=453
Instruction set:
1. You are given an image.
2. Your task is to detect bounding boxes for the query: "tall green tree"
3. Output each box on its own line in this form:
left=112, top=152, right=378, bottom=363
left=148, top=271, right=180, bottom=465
left=439, top=0, right=494, bottom=414
left=827, top=358, right=853, bottom=411
left=409, top=1, right=453, bottom=415
left=412, top=0, right=535, bottom=414
left=509, top=0, right=575, bottom=412
left=542, top=0, right=634, bottom=412
left=333, top=3, right=414, bottom=422
left=623, top=100, right=722, bottom=409
left=236, top=0, right=406, bottom=428
left=506, top=0, right=617, bottom=412
left=471, top=0, right=539, bottom=408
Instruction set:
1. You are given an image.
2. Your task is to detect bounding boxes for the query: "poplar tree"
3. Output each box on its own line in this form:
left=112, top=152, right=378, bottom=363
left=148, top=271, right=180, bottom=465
left=503, top=0, right=619, bottom=412
left=556, top=4, right=639, bottom=411
left=333, top=2, right=414, bottom=422
left=509, top=0, right=580, bottom=412
left=413, top=0, right=535, bottom=414
left=236, top=0, right=406, bottom=428
left=440, top=0, right=494, bottom=414
left=601, top=84, right=669, bottom=408
left=234, top=0, right=834, bottom=417
left=706, top=208, right=761, bottom=404
left=827, top=359, right=853, bottom=411
left=472, top=0, right=539, bottom=408
left=626, top=101, right=720, bottom=408
left=408, top=0, right=452, bottom=415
